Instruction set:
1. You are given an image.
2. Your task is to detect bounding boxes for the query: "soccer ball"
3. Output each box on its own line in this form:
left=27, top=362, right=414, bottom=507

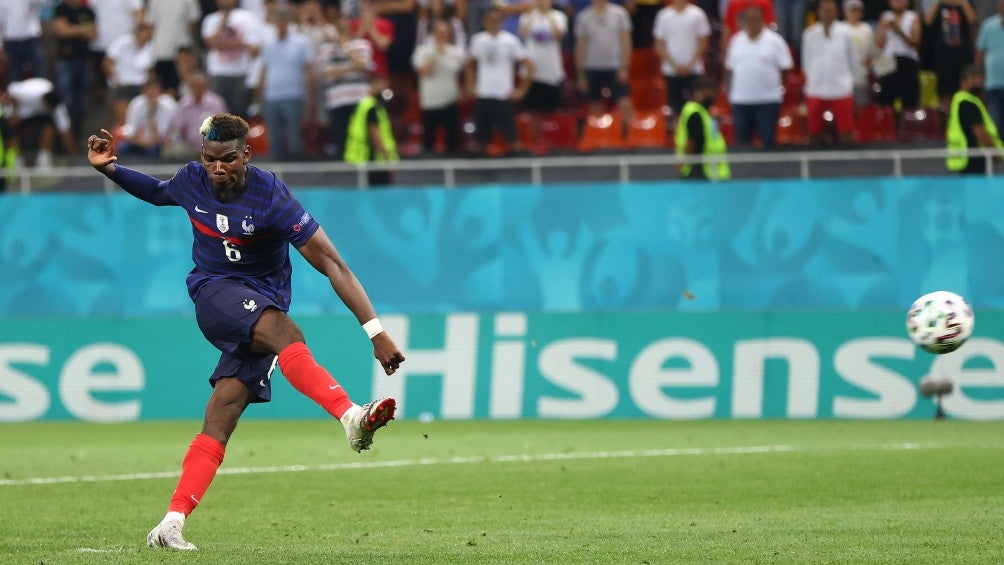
left=906, top=291, right=975, bottom=354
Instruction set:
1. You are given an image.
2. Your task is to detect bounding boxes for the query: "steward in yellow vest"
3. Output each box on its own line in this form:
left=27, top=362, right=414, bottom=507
left=675, top=77, right=730, bottom=181
left=946, top=65, right=1003, bottom=175
left=344, top=95, right=398, bottom=185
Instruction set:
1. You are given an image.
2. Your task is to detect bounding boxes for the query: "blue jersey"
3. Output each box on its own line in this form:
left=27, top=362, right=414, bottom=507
left=117, top=162, right=319, bottom=308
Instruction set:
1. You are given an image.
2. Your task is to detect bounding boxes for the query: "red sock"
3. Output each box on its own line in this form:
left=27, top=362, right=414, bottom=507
left=168, top=433, right=225, bottom=516
left=278, top=342, right=353, bottom=419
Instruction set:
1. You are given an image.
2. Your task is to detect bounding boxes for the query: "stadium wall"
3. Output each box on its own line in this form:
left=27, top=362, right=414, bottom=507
left=2, top=177, right=1002, bottom=422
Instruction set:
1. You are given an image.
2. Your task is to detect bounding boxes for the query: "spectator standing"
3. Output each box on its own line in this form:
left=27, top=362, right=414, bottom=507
left=104, top=21, right=157, bottom=125
left=164, top=71, right=229, bottom=158
left=720, top=0, right=777, bottom=53
left=946, top=64, right=1002, bottom=173
left=802, top=0, right=858, bottom=145
left=724, top=5, right=793, bottom=148
left=298, top=0, right=338, bottom=125
left=875, top=0, right=922, bottom=109
left=519, top=0, right=568, bottom=117
left=843, top=0, right=875, bottom=108
left=352, top=0, right=396, bottom=87
left=574, top=0, right=633, bottom=120
left=653, top=0, right=711, bottom=116
left=924, top=0, right=977, bottom=107
left=146, top=0, right=202, bottom=98
left=373, top=0, right=419, bottom=81
left=977, top=0, right=1004, bottom=128
left=412, top=19, right=466, bottom=154
left=675, top=76, right=730, bottom=180
left=119, top=79, right=179, bottom=158
left=0, top=0, right=48, bottom=81
left=319, top=15, right=375, bottom=158
left=88, top=0, right=144, bottom=105
left=417, top=0, right=467, bottom=49
left=466, top=6, right=535, bottom=154
left=202, top=0, right=264, bottom=117
left=258, top=8, right=315, bottom=160
left=53, top=0, right=97, bottom=139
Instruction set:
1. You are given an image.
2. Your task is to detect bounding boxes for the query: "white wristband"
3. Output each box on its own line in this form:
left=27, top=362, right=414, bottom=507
left=363, top=318, right=384, bottom=339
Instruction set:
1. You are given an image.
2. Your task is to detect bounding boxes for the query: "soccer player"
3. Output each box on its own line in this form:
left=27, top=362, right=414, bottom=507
left=86, top=113, right=406, bottom=551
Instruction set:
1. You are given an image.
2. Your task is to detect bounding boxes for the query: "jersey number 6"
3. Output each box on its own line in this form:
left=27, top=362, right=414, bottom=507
left=223, top=239, right=242, bottom=262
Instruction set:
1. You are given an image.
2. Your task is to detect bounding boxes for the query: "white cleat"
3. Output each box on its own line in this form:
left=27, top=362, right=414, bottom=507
left=146, top=518, right=197, bottom=551
left=341, top=397, right=396, bottom=453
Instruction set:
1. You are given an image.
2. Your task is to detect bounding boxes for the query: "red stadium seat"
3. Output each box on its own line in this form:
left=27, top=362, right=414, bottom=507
left=626, top=111, right=668, bottom=149
left=854, top=104, right=897, bottom=143
left=537, top=112, right=579, bottom=154
left=776, top=106, right=808, bottom=146
left=630, top=77, right=668, bottom=114
left=898, top=107, right=943, bottom=142
left=630, top=48, right=661, bottom=81
left=246, top=119, right=269, bottom=156
left=782, top=70, right=805, bottom=107
left=578, top=112, right=625, bottom=152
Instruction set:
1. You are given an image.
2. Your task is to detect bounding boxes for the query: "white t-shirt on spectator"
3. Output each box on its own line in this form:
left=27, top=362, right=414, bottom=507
left=878, top=10, right=919, bottom=60
left=574, top=4, right=632, bottom=70
left=90, top=0, right=143, bottom=53
left=106, top=33, right=156, bottom=88
left=0, top=0, right=44, bottom=41
left=725, top=29, right=793, bottom=104
left=846, top=21, right=875, bottom=89
left=147, top=0, right=201, bottom=61
left=201, top=8, right=264, bottom=77
left=468, top=30, right=527, bottom=100
left=124, top=93, right=178, bottom=142
left=652, top=3, right=711, bottom=77
left=801, top=21, right=858, bottom=99
left=519, top=9, right=567, bottom=85
left=412, top=41, right=467, bottom=109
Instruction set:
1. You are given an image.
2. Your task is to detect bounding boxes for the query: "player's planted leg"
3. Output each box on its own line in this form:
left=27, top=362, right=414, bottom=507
left=147, top=512, right=196, bottom=551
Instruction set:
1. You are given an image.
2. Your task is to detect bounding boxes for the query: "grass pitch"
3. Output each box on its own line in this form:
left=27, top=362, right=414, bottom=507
left=1, top=419, right=1002, bottom=564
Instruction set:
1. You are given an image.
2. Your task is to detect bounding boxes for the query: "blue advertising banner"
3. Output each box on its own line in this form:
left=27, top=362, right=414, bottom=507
left=0, top=176, right=1000, bottom=316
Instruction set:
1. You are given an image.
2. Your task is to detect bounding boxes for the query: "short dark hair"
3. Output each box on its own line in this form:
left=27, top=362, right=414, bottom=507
left=960, top=64, right=983, bottom=81
left=200, top=113, right=249, bottom=142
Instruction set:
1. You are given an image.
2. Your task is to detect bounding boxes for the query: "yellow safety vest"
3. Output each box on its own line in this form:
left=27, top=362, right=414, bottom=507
left=675, top=101, right=730, bottom=181
left=344, top=96, right=399, bottom=164
left=946, top=91, right=1003, bottom=171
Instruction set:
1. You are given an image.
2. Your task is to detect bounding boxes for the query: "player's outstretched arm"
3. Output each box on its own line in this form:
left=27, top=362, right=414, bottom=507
left=87, top=128, right=175, bottom=206
left=297, top=226, right=405, bottom=375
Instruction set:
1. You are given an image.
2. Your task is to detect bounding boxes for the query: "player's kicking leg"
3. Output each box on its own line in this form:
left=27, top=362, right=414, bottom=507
left=340, top=397, right=396, bottom=452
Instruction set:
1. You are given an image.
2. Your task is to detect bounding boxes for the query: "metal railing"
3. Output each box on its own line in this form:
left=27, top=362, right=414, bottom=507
left=4, top=146, right=999, bottom=194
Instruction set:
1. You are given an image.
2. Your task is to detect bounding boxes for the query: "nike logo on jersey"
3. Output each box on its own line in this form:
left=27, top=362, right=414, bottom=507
left=329, top=385, right=342, bottom=390
left=194, top=205, right=208, bottom=213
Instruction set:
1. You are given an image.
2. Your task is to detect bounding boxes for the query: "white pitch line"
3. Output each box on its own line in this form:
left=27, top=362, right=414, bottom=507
left=0, top=442, right=939, bottom=488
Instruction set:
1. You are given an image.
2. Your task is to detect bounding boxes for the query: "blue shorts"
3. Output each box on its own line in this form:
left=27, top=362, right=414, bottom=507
left=194, top=278, right=281, bottom=403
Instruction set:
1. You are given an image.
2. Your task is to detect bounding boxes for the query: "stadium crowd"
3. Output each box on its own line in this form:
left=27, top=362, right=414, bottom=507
left=0, top=0, right=1002, bottom=174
